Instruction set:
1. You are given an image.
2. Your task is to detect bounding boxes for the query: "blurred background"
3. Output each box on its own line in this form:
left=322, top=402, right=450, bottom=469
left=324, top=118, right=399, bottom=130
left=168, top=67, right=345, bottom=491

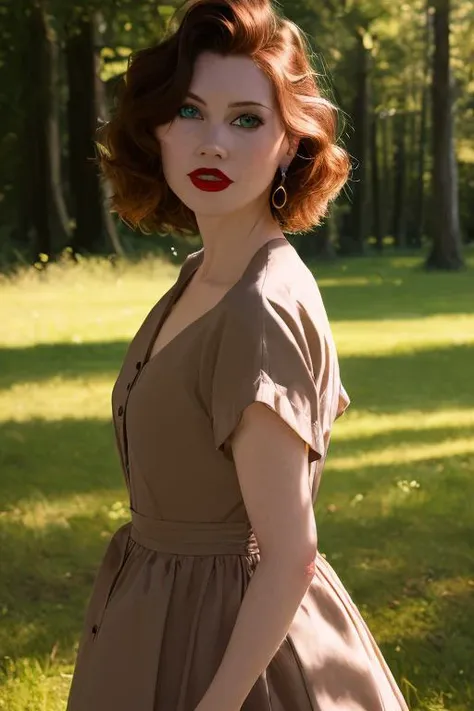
left=0, top=1, right=473, bottom=710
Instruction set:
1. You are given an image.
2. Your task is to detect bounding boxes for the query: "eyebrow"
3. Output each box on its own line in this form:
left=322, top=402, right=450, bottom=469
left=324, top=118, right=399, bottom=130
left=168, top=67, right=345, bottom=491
left=186, top=91, right=272, bottom=110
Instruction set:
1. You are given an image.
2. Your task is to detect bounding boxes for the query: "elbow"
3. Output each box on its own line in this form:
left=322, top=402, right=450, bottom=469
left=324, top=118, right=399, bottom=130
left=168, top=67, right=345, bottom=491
left=293, top=528, right=318, bottom=572
left=262, top=538, right=318, bottom=579
left=291, top=534, right=318, bottom=578
left=284, top=544, right=318, bottom=584
left=300, top=539, right=318, bottom=579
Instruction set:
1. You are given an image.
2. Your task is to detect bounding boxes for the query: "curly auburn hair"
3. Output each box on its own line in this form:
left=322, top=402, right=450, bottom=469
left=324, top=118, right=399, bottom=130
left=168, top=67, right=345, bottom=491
left=97, top=0, right=351, bottom=236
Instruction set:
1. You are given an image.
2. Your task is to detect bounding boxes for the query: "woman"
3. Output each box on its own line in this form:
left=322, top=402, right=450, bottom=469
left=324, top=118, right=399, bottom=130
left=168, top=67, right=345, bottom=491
left=67, top=1, right=409, bottom=709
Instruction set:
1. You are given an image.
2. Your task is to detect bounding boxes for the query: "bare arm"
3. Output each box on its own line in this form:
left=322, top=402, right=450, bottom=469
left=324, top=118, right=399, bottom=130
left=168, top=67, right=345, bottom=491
left=194, top=402, right=318, bottom=711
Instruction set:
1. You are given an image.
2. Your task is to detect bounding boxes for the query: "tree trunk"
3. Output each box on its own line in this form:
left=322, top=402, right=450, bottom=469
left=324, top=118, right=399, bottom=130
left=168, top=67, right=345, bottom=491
left=339, top=31, right=369, bottom=255
left=46, top=8, right=72, bottom=245
left=380, top=111, right=393, bottom=239
left=413, top=89, right=429, bottom=248
left=392, top=108, right=407, bottom=249
left=370, top=111, right=383, bottom=252
left=65, top=16, right=104, bottom=254
left=405, top=110, right=418, bottom=246
left=93, top=11, right=125, bottom=257
left=311, top=218, right=337, bottom=261
left=425, top=0, right=464, bottom=270
left=412, top=2, right=432, bottom=249
left=21, top=0, right=52, bottom=258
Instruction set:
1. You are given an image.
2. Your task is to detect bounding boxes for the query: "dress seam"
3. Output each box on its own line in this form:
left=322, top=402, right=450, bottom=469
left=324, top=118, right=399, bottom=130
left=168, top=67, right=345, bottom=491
left=260, top=243, right=271, bottom=375
left=93, top=528, right=133, bottom=642
left=285, top=634, right=315, bottom=710
left=316, top=560, right=387, bottom=711
left=258, top=370, right=321, bottom=425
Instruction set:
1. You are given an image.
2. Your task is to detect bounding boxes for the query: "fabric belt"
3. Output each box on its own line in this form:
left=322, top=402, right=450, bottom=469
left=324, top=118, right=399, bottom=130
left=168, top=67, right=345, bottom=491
left=130, top=508, right=260, bottom=556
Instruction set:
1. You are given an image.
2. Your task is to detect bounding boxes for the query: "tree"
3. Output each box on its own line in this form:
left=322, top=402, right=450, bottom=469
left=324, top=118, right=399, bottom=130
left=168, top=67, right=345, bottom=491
left=65, top=13, right=104, bottom=254
left=411, top=2, right=432, bottom=249
left=425, top=0, right=464, bottom=269
left=20, top=0, right=58, bottom=258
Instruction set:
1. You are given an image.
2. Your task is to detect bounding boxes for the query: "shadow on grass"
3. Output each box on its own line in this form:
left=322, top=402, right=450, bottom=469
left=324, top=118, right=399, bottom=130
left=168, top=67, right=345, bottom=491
left=317, top=280, right=474, bottom=321
left=333, top=421, right=474, bottom=453
left=319, top=509, right=474, bottom=609
left=339, top=342, right=474, bottom=412
left=310, top=254, right=474, bottom=322
left=317, top=511, right=474, bottom=709
left=0, top=341, right=129, bottom=389
left=1, top=341, right=473, bottom=416
left=0, top=510, right=121, bottom=664
left=0, top=418, right=125, bottom=508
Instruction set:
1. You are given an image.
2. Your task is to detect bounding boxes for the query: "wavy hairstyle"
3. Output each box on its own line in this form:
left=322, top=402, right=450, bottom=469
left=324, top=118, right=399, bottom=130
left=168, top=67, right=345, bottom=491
left=97, top=0, right=351, bottom=236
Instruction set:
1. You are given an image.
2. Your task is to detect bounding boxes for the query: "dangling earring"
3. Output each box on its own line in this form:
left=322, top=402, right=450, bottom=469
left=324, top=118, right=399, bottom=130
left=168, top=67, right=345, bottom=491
left=272, top=166, right=288, bottom=210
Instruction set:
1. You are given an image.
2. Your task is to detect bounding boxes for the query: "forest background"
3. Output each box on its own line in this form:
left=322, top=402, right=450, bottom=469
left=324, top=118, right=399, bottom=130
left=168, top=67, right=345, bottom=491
left=1, top=0, right=473, bottom=268
left=0, top=1, right=473, bottom=710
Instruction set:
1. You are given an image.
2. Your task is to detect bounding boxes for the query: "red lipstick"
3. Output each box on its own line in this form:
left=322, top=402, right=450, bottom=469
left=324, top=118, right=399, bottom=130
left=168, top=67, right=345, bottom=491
left=188, top=168, right=234, bottom=192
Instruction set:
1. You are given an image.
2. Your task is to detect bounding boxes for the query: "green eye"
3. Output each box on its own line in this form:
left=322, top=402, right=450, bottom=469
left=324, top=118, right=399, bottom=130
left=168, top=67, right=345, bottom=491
left=177, top=104, right=264, bottom=130
left=178, top=104, right=200, bottom=119
left=232, top=114, right=263, bottom=130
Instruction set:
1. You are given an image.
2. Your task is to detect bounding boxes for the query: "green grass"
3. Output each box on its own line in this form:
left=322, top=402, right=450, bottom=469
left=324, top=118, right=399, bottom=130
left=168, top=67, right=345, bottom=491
left=1, top=247, right=473, bottom=710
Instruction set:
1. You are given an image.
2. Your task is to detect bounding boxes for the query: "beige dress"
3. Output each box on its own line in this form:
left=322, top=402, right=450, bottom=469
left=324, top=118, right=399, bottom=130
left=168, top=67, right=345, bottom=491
left=67, top=237, right=409, bottom=711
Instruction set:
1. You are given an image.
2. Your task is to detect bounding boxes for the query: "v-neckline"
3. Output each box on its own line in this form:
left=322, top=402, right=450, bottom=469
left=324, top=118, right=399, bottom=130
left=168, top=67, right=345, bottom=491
left=142, top=237, right=289, bottom=370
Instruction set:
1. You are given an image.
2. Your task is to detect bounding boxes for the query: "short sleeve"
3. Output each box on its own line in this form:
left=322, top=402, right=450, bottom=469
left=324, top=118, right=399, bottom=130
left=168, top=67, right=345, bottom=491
left=337, top=382, right=351, bottom=419
left=210, top=298, right=328, bottom=464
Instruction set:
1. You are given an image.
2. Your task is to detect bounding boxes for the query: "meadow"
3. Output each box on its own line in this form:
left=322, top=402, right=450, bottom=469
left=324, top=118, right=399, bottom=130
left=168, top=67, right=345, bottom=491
left=1, top=247, right=473, bottom=710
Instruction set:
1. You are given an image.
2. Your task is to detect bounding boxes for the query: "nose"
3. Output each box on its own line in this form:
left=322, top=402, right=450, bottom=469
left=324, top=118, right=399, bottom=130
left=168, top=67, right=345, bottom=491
left=199, top=142, right=228, bottom=159
left=197, top=125, right=229, bottom=160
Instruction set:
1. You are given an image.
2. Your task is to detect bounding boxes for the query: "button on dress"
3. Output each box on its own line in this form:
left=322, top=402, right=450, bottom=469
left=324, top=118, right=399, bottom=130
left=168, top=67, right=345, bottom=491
left=66, top=237, right=409, bottom=711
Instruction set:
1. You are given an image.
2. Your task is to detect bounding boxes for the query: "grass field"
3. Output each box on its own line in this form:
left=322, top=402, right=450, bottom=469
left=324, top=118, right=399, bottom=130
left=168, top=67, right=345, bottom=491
left=1, top=247, right=473, bottom=710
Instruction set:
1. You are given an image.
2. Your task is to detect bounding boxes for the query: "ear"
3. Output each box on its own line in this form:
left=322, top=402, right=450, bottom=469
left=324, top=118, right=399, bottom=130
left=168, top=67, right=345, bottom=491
left=283, top=134, right=300, bottom=169
left=288, top=135, right=300, bottom=160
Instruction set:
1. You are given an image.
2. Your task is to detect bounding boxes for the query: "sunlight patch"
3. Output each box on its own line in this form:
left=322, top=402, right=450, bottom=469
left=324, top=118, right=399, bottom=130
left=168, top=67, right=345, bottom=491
left=0, top=379, right=113, bottom=421
left=328, top=437, right=474, bottom=471
left=2, top=491, right=126, bottom=531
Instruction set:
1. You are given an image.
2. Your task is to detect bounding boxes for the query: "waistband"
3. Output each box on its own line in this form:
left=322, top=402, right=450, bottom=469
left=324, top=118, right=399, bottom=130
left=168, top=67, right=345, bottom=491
left=130, top=508, right=260, bottom=556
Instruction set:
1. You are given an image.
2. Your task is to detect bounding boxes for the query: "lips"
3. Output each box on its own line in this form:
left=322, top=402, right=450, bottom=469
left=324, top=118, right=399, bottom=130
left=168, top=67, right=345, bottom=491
left=188, top=168, right=232, bottom=182
left=188, top=168, right=234, bottom=193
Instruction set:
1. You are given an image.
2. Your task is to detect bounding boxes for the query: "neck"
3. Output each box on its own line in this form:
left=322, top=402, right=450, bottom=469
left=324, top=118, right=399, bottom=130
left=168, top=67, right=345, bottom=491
left=194, top=203, right=284, bottom=287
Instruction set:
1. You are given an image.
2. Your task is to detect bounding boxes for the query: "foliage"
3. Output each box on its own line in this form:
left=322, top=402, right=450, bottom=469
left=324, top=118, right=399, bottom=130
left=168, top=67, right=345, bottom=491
left=0, top=0, right=472, bottom=264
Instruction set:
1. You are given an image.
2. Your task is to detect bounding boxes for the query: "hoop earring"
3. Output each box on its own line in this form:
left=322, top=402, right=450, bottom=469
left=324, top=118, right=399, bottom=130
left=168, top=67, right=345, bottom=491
left=272, top=166, right=288, bottom=210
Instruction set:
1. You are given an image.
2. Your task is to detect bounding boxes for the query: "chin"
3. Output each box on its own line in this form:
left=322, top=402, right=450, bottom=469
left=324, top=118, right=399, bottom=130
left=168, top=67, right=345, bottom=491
left=182, top=194, right=238, bottom=213
left=192, top=205, right=236, bottom=218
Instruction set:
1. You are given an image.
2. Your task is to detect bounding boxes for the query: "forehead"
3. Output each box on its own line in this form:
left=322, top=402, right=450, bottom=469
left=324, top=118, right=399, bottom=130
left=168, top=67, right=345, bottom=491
left=190, top=52, right=275, bottom=105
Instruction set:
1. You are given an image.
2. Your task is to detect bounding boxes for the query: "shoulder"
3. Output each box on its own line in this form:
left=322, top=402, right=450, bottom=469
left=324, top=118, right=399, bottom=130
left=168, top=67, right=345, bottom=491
left=229, top=240, right=327, bottom=319
left=222, top=240, right=333, bottom=364
left=262, top=240, right=330, bottom=336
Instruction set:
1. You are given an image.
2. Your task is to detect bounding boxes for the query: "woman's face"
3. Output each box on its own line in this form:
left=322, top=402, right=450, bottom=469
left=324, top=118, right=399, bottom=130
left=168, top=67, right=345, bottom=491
left=154, top=52, right=295, bottom=218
